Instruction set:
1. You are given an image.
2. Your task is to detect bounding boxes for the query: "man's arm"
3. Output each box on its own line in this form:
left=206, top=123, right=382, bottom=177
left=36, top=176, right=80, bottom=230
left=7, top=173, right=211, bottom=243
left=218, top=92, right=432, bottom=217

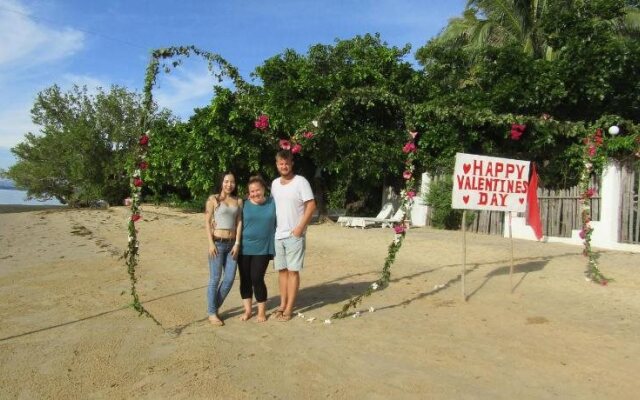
left=293, top=199, right=316, bottom=237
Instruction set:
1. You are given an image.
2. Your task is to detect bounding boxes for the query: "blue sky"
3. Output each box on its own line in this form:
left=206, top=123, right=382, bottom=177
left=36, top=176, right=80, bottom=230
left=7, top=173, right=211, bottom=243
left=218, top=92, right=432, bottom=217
left=0, top=0, right=466, bottom=170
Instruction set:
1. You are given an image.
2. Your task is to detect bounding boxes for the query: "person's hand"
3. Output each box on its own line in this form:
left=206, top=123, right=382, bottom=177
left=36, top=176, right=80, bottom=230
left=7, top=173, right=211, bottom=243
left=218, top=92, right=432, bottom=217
left=231, top=244, right=240, bottom=260
left=292, top=226, right=304, bottom=238
left=208, top=244, right=218, bottom=258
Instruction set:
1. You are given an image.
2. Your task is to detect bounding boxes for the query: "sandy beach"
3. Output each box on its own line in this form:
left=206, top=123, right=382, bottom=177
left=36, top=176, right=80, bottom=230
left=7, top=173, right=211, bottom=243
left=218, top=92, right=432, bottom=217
left=0, top=205, right=639, bottom=399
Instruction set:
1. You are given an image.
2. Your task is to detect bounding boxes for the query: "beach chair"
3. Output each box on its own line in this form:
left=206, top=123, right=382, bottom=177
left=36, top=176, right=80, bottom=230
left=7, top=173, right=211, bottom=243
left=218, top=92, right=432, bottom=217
left=348, top=206, right=408, bottom=229
left=346, top=203, right=395, bottom=229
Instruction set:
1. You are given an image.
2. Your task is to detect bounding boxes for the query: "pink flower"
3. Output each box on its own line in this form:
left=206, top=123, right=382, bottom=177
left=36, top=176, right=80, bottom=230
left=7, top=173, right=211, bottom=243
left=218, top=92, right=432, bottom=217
left=279, top=139, right=291, bottom=150
left=139, top=135, right=149, bottom=146
left=133, top=177, right=143, bottom=187
left=303, top=131, right=314, bottom=139
left=588, top=146, right=596, bottom=157
left=585, top=188, right=597, bottom=198
left=579, top=230, right=585, bottom=239
left=402, top=141, right=417, bottom=154
left=406, top=191, right=416, bottom=199
left=291, top=144, right=302, bottom=154
left=510, top=129, right=523, bottom=140
left=139, top=161, right=149, bottom=170
left=254, top=114, right=270, bottom=131
left=131, top=214, right=142, bottom=222
left=124, top=197, right=132, bottom=206
left=403, top=171, right=412, bottom=180
left=394, top=225, right=406, bottom=234
left=510, top=123, right=526, bottom=140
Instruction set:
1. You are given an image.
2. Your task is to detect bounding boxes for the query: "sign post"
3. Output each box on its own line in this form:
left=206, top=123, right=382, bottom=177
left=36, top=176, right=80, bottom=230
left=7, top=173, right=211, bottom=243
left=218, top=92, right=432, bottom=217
left=452, top=153, right=530, bottom=297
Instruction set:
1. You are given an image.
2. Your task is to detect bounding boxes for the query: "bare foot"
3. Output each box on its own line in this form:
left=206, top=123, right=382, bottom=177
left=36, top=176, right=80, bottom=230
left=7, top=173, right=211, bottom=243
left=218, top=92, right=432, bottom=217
left=208, top=315, right=224, bottom=326
left=269, top=309, right=285, bottom=320
left=256, top=314, right=267, bottom=323
left=239, top=312, right=252, bottom=321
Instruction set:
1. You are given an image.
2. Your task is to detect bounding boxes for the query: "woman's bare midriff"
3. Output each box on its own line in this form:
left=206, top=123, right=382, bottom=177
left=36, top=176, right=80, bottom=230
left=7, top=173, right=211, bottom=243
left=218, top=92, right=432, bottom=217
left=212, top=229, right=235, bottom=240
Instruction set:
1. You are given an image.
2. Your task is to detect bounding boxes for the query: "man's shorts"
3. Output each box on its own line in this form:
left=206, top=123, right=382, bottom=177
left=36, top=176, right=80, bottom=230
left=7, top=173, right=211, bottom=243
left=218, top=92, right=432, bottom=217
left=274, top=235, right=306, bottom=271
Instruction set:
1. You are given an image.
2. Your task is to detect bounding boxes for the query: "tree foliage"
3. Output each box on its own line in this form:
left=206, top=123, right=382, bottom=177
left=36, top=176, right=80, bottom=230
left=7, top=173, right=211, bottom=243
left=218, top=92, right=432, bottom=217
left=7, top=85, right=171, bottom=205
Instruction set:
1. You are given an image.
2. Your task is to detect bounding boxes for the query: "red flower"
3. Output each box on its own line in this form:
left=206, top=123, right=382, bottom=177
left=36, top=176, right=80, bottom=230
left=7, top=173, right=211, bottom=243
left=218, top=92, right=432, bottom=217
left=139, top=161, right=148, bottom=170
left=585, top=188, right=597, bottom=198
left=510, top=130, right=523, bottom=140
left=403, top=170, right=412, bottom=180
left=510, top=123, right=526, bottom=140
left=588, top=146, right=596, bottom=157
left=402, top=141, right=417, bottom=154
left=406, top=191, right=416, bottom=199
left=134, top=177, right=143, bottom=187
left=279, top=139, right=291, bottom=150
left=394, top=225, right=406, bottom=234
left=291, top=144, right=302, bottom=154
left=303, top=131, right=314, bottom=139
left=131, top=214, right=142, bottom=222
left=139, top=135, right=149, bottom=146
left=254, top=114, right=270, bottom=131
left=124, top=198, right=132, bottom=206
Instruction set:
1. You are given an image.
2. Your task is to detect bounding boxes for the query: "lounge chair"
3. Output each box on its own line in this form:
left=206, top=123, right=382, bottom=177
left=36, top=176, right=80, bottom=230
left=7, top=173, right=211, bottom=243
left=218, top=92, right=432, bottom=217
left=346, top=203, right=398, bottom=229
left=338, top=202, right=393, bottom=228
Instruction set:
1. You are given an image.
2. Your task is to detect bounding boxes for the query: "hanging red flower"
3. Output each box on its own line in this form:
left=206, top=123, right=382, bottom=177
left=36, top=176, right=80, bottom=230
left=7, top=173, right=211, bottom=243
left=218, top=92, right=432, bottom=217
left=279, top=139, right=291, bottom=150
left=255, top=114, right=270, bottom=131
left=402, top=141, right=417, bottom=154
left=134, top=177, right=143, bottom=187
left=510, top=123, right=526, bottom=140
left=403, top=170, right=412, bottom=180
left=139, top=135, right=149, bottom=146
left=131, top=214, right=142, bottom=222
left=291, top=143, right=302, bottom=154
left=303, top=131, right=314, bottom=139
left=139, top=161, right=149, bottom=170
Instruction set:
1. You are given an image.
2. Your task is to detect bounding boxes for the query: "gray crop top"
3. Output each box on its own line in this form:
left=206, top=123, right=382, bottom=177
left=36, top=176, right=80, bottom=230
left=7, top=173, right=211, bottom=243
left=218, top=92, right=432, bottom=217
left=213, top=201, right=240, bottom=230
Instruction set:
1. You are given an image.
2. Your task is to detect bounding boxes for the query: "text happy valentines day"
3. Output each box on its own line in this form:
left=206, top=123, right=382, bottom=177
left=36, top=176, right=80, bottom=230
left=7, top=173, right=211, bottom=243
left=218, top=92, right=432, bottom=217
left=452, top=153, right=530, bottom=212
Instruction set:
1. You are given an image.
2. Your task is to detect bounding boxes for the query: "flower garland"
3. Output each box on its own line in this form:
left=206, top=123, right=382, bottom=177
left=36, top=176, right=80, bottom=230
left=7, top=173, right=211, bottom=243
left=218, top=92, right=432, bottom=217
left=332, top=131, right=419, bottom=318
left=125, top=46, right=247, bottom=323
left=580, top=128, right=611, bottom=285
left=254, top=112, right=419, bottom=319
left=123, top=131, right=161, bottom=324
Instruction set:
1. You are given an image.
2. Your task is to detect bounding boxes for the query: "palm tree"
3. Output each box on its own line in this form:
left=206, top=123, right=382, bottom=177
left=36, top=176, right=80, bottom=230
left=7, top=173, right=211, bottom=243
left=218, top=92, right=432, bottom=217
left=436, top=0, right=640, bottom=61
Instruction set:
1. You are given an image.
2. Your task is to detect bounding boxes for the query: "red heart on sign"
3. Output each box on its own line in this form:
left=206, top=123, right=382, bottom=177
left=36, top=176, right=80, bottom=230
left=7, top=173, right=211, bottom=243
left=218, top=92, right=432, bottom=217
left=463, top=195, right=469, bottom=204
left=463, top=163, right=471, bottom=174
left=519, top=198, right=524, bottom=204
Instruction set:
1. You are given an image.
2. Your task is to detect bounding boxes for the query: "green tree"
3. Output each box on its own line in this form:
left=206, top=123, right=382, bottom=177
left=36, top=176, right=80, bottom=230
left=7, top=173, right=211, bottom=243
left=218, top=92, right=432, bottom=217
left=7, top=84, right=171, bottom=205
left=252, top=34, right=418, bottom=214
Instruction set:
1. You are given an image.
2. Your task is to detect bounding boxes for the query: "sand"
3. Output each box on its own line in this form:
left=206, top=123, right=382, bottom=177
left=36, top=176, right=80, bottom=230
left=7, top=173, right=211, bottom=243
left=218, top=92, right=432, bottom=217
left=0, top=205, right=639, bottom=399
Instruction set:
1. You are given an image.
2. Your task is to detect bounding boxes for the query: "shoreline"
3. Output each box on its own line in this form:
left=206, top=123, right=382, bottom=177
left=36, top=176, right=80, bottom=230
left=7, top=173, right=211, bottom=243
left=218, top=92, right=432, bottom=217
left=0, top=204, right=67, bottom=214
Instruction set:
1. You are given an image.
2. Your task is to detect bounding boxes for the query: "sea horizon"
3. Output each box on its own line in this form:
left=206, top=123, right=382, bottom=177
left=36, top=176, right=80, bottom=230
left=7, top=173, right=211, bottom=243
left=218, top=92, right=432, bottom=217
left=0, top=187, right=63, bottom=206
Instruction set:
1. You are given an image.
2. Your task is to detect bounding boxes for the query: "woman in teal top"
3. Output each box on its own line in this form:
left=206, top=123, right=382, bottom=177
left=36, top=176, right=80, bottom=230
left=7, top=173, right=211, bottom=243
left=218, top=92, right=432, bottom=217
left=238, top=175, right=276, bottom=322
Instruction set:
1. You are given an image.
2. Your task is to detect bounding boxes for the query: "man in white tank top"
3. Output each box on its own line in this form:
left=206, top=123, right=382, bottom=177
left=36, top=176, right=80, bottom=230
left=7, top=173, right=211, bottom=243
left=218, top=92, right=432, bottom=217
left=270, top=150, right=316, bottom=321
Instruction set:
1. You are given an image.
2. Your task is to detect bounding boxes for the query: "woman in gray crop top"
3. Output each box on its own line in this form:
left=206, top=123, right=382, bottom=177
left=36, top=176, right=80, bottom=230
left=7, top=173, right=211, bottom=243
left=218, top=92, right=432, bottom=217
left=204, top=171, right=243, bottom=326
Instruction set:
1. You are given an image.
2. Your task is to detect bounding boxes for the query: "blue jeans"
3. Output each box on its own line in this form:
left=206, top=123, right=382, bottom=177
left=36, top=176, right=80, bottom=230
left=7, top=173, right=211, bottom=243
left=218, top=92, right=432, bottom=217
left=207, top=240, right=237, bottom=316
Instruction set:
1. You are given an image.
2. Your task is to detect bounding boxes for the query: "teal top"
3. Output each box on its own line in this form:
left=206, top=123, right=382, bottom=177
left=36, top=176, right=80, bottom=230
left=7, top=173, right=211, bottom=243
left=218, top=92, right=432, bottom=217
left=241, top=196, right=276, bottom=255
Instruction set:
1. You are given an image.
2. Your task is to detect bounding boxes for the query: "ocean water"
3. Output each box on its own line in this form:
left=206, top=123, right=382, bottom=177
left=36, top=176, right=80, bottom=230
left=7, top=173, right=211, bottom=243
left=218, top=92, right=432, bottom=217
left=0, top=188, right=62, bottom=205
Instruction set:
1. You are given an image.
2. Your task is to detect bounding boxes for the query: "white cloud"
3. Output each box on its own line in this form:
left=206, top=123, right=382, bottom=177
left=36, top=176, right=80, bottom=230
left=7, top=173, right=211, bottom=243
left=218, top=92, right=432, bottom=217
left=0, top=0, right=84, bottom=69
left=0, top=100, right=38, bottom=148
left=154, top=62, right=232, bottom=119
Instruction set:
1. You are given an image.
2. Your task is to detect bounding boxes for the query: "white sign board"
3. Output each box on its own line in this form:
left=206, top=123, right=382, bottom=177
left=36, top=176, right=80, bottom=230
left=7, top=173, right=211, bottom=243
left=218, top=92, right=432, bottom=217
left=452, top=153, right=530, bottom=212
